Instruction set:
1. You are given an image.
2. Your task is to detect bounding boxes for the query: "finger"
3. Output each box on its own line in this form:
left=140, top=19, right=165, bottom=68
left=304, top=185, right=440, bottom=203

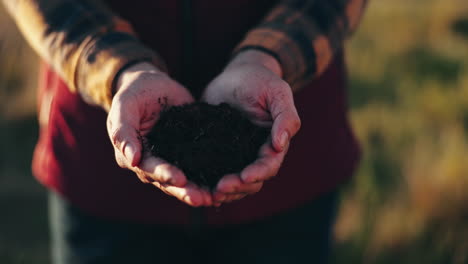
left=153, top=181, right=212, bottom=207
left=109, top=123, right=142, bottom=167
left=107, top=100, right=142, bottom=167
left=113, top=146, right=131, bottom=169
left=268, top=86, right=301, bottom=152
left=200, top=186, right=214, bottom=207
left=114, top=146, right=155, bottom=186
left=173, top=92, right=196, bottom=106
left=213, top=192, right=227, bottom=204
left=213, top=193, right=249, bottom=204
left=215, top=174, right=263, bottom=194
left=137, top=156, right=187, bottom=187
left=240, top=142, right=289, bottom=184
left=205, top=189, right=214, bottom=206
left=226, top=193, right=247, bottom=202
left=132, top=161, right=152, bottom=184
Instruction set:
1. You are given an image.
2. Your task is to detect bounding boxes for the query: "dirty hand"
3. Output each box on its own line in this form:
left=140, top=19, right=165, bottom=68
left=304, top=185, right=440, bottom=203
left=107, top=62, right=212, bottom=207
left=202, top=50, right=301, bottom=205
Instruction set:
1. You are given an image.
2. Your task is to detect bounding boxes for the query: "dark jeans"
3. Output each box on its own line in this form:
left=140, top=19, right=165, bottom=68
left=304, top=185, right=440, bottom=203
left=49, top=191, right=337, bottom=264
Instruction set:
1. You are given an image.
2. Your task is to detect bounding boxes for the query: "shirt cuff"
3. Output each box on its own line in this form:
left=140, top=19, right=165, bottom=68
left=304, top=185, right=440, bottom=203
left=234, top=28, right=311, bottom=91
left=75, top=32, right=167, bottom=110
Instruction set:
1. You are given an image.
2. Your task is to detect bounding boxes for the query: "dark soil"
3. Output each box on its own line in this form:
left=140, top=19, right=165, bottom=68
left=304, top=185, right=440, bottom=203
left=146, top=102, right=270, bottom=189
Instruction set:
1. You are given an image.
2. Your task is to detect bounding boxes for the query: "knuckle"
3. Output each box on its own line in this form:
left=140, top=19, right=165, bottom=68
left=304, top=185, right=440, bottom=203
left=115, top=152, right=126, bottom=168
left=191, top=200, right=203, bottom=207
left=276, top=79, right=290, bottom=89
left=223, top=196, right=235, bottom=203
left=227, top=194, right=246, bottom=202
left=232, top=86, right=245, bottom=101
left=266, top=164, right=281, bottom=179
left=160, top=188, right=171, bottom=196
left=154, top=163, right=173, bottom=182
left=134, top=167, right=150, bottom=183
left=293, top=116, right=302, bottom=132
left=136, top=174, right=150, bottom=184
left=110, top=128, right=124, bottom=147
left=237, top=194, right=248, bottom=200
left=153, top=182, right=170, bottom=195
left=265, top=172, right=276, bottom=181
left=166, top=164, right=179, bottom=176
left=113, top=93, right=129, bottom=108
left=272, top=80, right=290, bottom=96
left=269, top=87, right=285, bottom=101
left=275, top=161, right=282, bottom=173
left=184, top=195, right=201, bottom=207
left=106, top=117, right=113, bottom=131
left=252, top=183, right=263, bottom=193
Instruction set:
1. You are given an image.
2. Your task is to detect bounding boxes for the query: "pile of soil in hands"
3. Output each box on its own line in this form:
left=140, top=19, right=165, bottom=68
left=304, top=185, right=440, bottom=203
left=146, top=102, right=270, bottom=189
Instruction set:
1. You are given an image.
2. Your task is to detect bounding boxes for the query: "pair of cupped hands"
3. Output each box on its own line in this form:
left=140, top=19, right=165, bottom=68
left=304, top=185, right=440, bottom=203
left=106, top=50, right=301, bottom=207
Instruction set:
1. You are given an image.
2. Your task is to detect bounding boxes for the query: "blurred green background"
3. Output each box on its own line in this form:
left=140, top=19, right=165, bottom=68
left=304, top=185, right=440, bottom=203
left=1, top=0, right=468, bottom=263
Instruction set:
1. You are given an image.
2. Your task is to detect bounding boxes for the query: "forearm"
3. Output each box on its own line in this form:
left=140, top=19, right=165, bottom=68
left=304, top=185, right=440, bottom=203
left=3, top=0, right=166, bottom=110
left=235, top=0, right=368, bottom=92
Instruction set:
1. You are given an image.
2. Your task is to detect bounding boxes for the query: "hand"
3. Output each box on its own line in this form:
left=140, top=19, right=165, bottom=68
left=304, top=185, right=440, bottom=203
left=107, top=62, right=212, bottom=207
left=202, top=50, right=301, bottom=206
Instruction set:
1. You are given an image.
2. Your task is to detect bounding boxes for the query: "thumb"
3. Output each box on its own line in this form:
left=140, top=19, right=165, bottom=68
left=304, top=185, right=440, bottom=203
left=107, top=103, right=143, bottom=167
left=122, top=136, right=142, bottom=167
left=109, top=124, right=143, bottom=167
left=269, top=90, right=301, bottom=152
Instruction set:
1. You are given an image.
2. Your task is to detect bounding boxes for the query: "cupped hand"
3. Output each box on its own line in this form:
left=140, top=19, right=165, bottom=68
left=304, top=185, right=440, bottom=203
left=107, top=62, right=212, bottom=207
left=202, top=50, right=301, bottom=206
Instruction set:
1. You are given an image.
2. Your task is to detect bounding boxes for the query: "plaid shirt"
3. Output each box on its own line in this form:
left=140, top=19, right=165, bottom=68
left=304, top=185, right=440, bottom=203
left=4, top=0, right=367, bottom=110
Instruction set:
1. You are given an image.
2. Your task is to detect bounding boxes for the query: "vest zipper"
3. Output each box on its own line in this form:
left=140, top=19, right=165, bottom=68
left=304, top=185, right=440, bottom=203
left=181, top=0, right=204, bottom=233
left=181, top=0, right=194, bottom=91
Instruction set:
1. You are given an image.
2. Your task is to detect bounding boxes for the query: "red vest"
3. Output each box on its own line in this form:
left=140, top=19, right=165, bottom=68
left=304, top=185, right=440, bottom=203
left=33, top=0, right=361, bottom=225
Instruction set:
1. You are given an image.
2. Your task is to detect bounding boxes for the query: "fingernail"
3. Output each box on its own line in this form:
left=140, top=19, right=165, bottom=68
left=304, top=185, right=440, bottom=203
left=124, top=143, right=136, bottom=162
left=279, top=131, right=289, bottom=150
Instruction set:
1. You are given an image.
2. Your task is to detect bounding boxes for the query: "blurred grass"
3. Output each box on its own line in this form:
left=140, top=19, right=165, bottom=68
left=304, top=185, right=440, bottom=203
left=0, top=4, right=48, bottom=264
left=1, top=0, right=468, bottom=263
left=334, top=0, right=468, bottom=263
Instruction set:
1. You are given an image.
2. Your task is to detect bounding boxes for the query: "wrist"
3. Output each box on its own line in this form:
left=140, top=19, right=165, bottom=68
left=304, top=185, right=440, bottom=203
left=229, top=49, right=283, bottom=77
left=114, top=62, right=166, bottom=95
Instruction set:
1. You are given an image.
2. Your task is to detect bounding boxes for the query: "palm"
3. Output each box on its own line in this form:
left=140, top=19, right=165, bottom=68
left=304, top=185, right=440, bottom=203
left=202, top=61, right=300, bottom=205
left=107, top=62, right=212, bottom=207
left=204, top=64, right=273, bottom=126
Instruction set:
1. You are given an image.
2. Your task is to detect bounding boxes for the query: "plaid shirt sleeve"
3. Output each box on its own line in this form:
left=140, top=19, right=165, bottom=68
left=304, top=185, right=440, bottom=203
left=3, top=0, right=167, bottom=110
left=235, top=0, right=368, bottom=92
